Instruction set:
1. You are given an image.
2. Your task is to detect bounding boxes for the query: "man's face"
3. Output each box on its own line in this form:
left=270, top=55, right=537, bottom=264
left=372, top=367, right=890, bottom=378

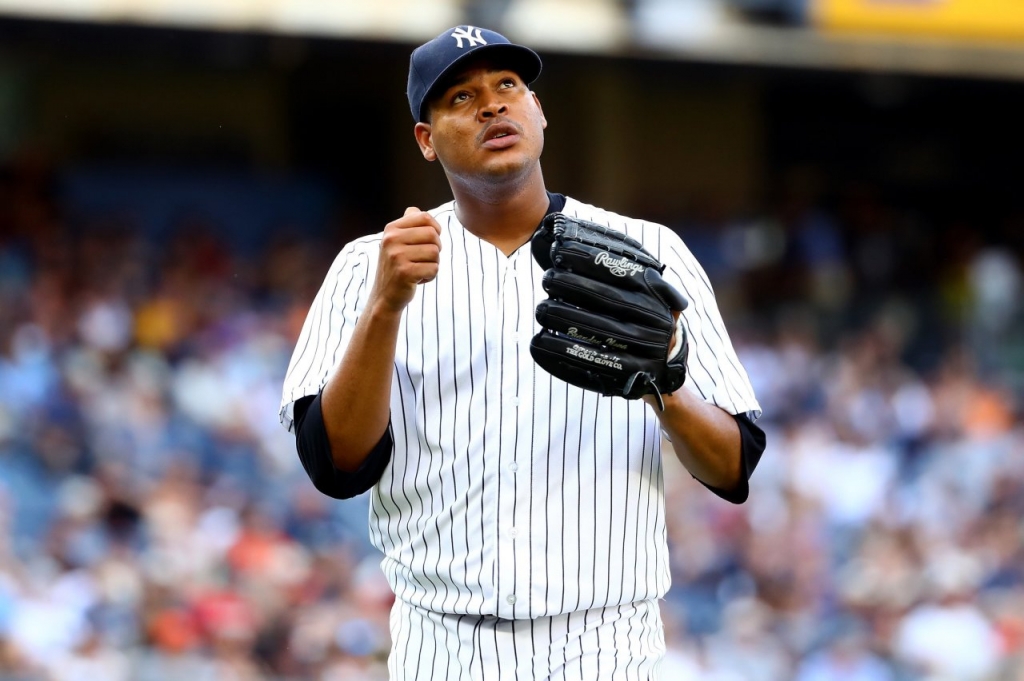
left=414, top=60, right=547, bottom=186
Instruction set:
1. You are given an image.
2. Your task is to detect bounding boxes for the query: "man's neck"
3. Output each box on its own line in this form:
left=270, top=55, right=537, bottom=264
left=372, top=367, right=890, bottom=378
left=450, top=172, right=550, bottom=256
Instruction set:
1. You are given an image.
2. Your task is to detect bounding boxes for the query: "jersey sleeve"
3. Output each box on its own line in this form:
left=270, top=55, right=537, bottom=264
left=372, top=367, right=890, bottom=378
left=279, top=238, right=377, bottom=433
left=656, top=227, right=762, bottom=421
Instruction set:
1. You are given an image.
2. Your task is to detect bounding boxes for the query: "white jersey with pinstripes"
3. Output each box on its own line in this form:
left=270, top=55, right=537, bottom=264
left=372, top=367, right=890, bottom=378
left=280, top=196, right=761, bottom=622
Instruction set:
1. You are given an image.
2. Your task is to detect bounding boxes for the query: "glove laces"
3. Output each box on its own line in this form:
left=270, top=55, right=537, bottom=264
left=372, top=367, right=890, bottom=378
left=623, top=372, right=666, bottom=411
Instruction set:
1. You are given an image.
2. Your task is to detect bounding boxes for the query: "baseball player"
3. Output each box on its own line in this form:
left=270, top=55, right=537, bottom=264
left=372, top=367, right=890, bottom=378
left=280, top=25, right=765, bottom=680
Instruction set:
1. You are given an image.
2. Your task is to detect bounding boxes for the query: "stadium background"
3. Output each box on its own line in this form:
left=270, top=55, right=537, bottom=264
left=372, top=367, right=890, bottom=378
left=0, top=1, right=1022, bottom=678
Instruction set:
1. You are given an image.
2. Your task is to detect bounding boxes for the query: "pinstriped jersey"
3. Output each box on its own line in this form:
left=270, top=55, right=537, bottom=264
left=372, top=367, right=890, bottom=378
left=280, top=196, right=761, bottom=620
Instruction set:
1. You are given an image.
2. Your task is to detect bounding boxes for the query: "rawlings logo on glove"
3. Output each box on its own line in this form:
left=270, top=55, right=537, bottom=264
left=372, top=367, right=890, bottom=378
left=595, top=251, right=645, bottom=277
left=530, top=213, right=689, bottom=410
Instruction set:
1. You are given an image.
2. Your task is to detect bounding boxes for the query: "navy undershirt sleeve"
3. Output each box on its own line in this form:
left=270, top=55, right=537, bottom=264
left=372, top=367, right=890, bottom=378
left=293, top=393, right=393, bottom=499
left=697, top=413, right=766, bottom=505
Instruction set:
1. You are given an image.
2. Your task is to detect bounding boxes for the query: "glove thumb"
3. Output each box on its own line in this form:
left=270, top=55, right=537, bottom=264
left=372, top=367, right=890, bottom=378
left=645, top=269, right=689, bottom=313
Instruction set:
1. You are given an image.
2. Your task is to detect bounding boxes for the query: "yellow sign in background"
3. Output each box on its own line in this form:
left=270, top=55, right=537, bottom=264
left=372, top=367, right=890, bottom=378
left=813, top=0, right=1024, bottom=43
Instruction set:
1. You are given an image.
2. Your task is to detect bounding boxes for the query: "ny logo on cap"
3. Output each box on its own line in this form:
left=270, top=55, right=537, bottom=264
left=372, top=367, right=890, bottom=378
left=450, top=26, right=487, bottom=49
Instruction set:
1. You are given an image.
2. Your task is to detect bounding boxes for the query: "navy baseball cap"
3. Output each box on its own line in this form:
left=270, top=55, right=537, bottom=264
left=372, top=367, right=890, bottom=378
left=407, top=25, right=542, bottom=122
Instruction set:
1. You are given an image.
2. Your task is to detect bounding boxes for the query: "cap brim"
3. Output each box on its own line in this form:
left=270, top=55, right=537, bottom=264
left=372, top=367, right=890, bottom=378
left=418, top=44, right=542, bottom=122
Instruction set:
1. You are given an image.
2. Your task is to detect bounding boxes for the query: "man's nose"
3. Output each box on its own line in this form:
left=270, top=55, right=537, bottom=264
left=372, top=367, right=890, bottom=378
left=479, top=99, right=509, bottom=119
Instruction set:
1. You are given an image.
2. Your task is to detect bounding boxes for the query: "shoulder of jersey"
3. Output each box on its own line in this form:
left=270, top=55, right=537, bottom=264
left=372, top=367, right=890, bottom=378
left=329, top=201, right=456, bottom=263
left=339, top=231, right=385, bottom=260
left=562, top=197, right=684, bottom=257
left=428, top=201, right=456, bottom=221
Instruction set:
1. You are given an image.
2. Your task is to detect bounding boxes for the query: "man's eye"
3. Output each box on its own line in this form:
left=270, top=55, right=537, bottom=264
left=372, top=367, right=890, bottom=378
left=452, top=92, right=470, bottom=104
left=500, top=78, right=516, bottom=88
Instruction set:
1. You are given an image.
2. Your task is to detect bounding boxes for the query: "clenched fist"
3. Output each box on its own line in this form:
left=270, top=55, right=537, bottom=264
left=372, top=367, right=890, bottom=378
left=370, top=207, right=442, bottom=314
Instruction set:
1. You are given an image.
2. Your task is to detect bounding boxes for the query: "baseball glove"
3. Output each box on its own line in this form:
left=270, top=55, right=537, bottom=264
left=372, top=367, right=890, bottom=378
left=530, top=213, right=689, bottom=410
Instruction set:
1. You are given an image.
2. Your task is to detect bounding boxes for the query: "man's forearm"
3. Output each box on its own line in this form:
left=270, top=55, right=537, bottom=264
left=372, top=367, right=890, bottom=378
left=320, top=302, right=402, bottom=472
left=645, top=389, right=743, bottom=492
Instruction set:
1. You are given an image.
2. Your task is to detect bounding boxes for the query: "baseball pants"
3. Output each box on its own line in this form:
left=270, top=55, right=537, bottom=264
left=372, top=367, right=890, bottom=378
left=387, top=597, right=666, bottom=680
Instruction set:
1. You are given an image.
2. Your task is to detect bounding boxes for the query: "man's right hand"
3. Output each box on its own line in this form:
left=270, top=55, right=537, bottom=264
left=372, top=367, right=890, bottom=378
left=371, top=207, right=442, bottom=314
left=320, top=207, right=440, bottom=472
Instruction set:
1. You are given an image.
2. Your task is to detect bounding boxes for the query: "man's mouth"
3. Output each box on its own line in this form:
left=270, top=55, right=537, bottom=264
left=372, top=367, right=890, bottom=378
left=482, top=122, right=522, bottom=149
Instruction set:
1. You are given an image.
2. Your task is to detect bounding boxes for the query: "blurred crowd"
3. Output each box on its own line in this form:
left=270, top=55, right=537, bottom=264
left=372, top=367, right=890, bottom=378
left=0, top=153, right=1022, bottom=681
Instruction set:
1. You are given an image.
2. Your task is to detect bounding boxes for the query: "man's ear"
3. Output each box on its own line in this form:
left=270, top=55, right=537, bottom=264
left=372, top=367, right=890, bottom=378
left=532, top=91, right=547, bottom=129
left=414, top=122, right=437, bottom=162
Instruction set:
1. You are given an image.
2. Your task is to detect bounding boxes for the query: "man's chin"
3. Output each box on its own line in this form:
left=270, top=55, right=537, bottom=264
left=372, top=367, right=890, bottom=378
left=445, top=153, right=541, bottom=191
left=478, top=155, right=536, bottom=182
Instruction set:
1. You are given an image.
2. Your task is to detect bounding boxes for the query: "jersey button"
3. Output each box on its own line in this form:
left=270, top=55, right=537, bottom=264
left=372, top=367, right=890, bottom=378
left=510, top=397, right=520, bottom=407
left=509, top=462, right=519, bottom=472
left=507, top=595, right=517, bottom=605
left=509, top=527, right=518, bottom=538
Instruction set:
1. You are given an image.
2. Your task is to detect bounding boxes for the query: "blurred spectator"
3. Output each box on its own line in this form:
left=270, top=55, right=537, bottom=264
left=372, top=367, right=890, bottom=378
left=795, top=619, right=893, bottom=681
left=893, top=552, right=1000, bottom=679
